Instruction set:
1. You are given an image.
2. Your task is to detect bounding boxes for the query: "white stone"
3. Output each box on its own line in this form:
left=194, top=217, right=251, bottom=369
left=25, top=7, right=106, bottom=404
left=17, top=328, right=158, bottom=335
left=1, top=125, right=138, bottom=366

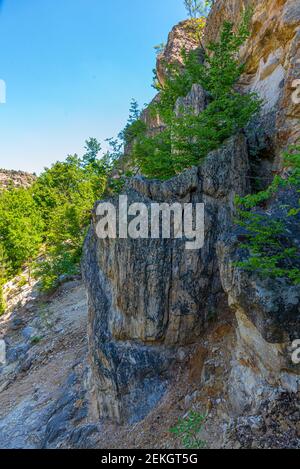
left=0, top=340, right=6, bottom=365
left=249, top=50, right=286, bottom=113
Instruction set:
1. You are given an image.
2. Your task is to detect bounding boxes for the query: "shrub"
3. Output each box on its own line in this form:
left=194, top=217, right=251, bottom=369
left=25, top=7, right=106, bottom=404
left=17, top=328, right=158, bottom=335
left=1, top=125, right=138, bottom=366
left=33, top=147, right=107, bottom=292
left=130, top=10, right=260, bottom=180
left=170, top=411, right=207, bottom=449
left=235, top=145, right=300, bottom=285
left=0, top=187, right=44, bottom=273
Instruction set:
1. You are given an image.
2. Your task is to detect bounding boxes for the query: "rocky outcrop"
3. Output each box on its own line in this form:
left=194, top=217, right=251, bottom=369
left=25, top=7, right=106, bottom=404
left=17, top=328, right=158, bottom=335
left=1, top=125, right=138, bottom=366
left=0, top=280, right=91, bottom=449
left=206, top=0, right=300, bottom=153
left=224, top=391, right=300, bottom=449
left=217, top=185, right=300, bottom=415
left=82, top=0, right=300, bottom=445
left=175, top=84, right=208, bottom=117
left=156, top=20, right=203, bottom=87
left=82, top=134, right=250, bottom=424
left=0, top=170, right=36, bottom=190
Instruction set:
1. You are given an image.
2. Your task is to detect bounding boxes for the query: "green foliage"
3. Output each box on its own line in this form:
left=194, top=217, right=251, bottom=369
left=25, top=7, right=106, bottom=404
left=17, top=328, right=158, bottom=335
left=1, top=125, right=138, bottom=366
left=132, top=128, right=174, bottom=180
left=33, top=144, right=108, bottom=292
left=130, top=11, right=260, bottom=180
left=82, top=138, right=102, bottom=167
left=184, top=0, right=213, bottom=18
left=0, top=186, right=44, bottom=273
left=235, top=145, right=300, bottom=285
left=184, top=17, right=207, bottom=44
left=171, top=91, right=260, bottom=174
left=0, top=138, right=109, bottom=294
left=0, top=285, right=5, bottom=316
left=154, top=42, right=166, bottom=56
left=170, top=411, right=207, bottom=449
left=17, top=276, right=27, bottom=288
left=31, top=336, right=42, bottom=345
left=118, top=99, right=146, bottom=146
left=0, top=244, right=7, bottom=315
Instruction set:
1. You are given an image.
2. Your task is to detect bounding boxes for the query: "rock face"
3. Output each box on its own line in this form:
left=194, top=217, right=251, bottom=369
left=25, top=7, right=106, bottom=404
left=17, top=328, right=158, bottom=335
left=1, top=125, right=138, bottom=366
left=217, top=185, right=300, bottom=415
left=206, top=0, right=300, bottom=153
left=83, top=0, right=300, bottom=440
left=224, top=391, right=300, bottom=449
left=156, top=20, right=203, bottom=87
left=175, top=84, right=208, bottom=117
left=82, top=134, right=250, bottom=424
left=0, top=170, right=36, bottom=190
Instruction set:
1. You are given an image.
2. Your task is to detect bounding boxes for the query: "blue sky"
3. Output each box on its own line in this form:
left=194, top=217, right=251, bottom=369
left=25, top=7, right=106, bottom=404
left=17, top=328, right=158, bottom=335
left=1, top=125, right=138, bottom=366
left=0, top=0, right=187, bottom=173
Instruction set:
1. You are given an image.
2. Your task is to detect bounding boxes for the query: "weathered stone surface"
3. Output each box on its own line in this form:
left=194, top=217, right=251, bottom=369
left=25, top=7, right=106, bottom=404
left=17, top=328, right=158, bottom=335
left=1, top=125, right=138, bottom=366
left=205, top=0, right=300, bottom=152
left=224, top=391, right=300, bottom=449
left=156, top=20, right=203, bottom=87
left=82, top=134, right=250, bottom=424
left=0, top=281, right=89, bottom=449
left=6, top=343, right=30, bottom=364
left=42, top=371, right=89, bottom=448
left=140, top=94, right=166, bottom=138
left=217, top=188, right=300, bottom=345
left=0, top=340, right=6, bottom=365
left=175, top=84, right=208, bottom=117
left=0, top=170, right=36, bottom=190
left=0, top=398, right=52, bottom=449
left=216, top=185, right=300, bottom=413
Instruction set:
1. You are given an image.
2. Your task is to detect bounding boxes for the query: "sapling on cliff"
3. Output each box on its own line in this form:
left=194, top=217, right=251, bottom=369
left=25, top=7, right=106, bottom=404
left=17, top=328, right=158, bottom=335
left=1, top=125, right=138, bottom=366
left=129, top=10, right=260, bottom=180
left=235, top=145, right=300, bottom=285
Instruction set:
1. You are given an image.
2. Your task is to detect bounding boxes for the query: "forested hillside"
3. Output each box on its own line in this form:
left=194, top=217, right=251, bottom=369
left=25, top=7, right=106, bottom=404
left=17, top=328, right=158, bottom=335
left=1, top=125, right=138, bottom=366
left=0, top=139, right=109, bottom=313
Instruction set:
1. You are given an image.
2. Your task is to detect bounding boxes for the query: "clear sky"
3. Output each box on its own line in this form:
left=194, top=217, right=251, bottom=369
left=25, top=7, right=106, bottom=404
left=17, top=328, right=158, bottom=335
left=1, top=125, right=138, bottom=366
left=0, top=0, right=187, bottom=174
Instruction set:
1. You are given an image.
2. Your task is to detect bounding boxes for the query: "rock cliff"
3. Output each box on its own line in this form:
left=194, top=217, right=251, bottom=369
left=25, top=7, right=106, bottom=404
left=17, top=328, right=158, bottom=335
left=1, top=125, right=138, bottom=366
left=82, top=0, right=300, bottom=447
left=206, top=0, right=300, bottom=152
left=0, top=169, right=36, bottom=190
left=83, top=134, right=249, bottom=424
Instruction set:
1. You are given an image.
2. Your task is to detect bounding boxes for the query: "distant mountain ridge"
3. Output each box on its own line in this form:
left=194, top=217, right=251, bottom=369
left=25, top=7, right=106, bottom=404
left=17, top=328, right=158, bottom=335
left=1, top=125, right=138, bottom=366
left=0, top=169, right=36, bottom=190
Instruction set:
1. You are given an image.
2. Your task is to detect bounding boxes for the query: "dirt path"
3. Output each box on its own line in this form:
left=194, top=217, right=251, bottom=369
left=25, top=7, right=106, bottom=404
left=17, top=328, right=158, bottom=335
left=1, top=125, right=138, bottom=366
left=0, top=280, right=89, bottom=448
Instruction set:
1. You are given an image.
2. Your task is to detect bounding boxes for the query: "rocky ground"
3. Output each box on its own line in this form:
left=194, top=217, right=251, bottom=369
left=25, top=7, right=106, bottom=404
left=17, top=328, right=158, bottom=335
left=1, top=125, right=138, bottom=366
left=0, top=274, right=236, bottom=449
left=0, top=274, right=299, bottom=449
left=0, top=276, right=92, bottom=448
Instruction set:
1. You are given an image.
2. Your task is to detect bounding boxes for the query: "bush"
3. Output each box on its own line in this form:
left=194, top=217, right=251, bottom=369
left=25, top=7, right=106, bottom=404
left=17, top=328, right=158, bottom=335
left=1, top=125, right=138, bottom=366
left=170, top=411, right=207, bottom=449
left=235, top=145, right=300, bottom=285
left=0, top=138, right=109, bottom=293
left=33, top=145, right=108, bottom=292
left=0, top=186, right=44, bottom=273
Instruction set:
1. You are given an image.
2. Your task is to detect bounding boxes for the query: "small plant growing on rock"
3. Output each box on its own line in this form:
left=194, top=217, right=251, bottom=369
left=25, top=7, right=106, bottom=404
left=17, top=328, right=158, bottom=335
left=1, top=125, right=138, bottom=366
left=31, top=335, right=42, bottom=345
left=235, top=145, right=300, bottom=285
left=170, top=411, right=207, bottom=449
left=130, top=9, right=260, bottom=179
left=17, top=276, right=27, bottom=288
